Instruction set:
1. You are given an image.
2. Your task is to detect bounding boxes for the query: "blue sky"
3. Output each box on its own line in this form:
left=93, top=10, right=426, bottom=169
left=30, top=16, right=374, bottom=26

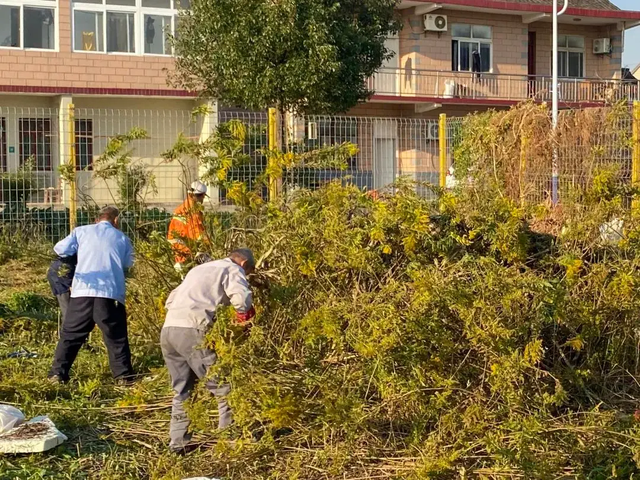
left=612, top=0, right=640, bottom=68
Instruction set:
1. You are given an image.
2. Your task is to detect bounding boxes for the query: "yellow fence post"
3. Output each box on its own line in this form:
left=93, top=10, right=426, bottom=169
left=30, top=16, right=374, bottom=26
left=633, top=101, right=640, bottom=210
left=520, top=135, right=528, bottom=207
left=439, top=113, right=447, bottom=188
left=68, top=103, right=77, bottom=231
left=268, top=107, right=278, bottom=201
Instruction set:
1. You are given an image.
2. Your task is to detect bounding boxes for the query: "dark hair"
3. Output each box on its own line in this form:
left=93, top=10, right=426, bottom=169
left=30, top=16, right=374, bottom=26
left=230, top=248, right=255, bottom=270
left=98, top=206, right=120, bottom=223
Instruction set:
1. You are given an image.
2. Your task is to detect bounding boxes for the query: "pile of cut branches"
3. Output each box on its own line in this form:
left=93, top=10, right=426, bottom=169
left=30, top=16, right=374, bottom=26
left=129, top=166, right=640, bottom=478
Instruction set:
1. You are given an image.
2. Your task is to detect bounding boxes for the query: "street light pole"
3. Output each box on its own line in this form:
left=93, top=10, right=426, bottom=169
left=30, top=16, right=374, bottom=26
left=552, top=0, right=569, bottom=204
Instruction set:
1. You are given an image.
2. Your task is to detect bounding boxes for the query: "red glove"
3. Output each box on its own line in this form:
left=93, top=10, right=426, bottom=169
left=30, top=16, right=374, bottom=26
left=235, top=306, right=256, bottom=325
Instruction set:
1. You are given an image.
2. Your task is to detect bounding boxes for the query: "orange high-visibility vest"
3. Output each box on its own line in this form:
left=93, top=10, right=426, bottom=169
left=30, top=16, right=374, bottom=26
left=167, top=197, right=206, bottom=264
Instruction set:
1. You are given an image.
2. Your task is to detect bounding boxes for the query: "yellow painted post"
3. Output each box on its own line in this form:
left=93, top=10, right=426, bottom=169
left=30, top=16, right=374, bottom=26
left=268, top=107, right=278, bottom=201
left=68, top=103, right=77, bottom=230
left=439, top=113, right=447, bottom=188
left=633, top=101, right=640, bottom=210
left=520, top=135, right=528, bottom=207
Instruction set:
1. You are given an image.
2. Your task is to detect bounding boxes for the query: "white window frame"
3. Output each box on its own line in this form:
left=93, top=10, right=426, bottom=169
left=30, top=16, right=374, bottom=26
left=451, top=24, right=493, bottom=74
left=557, top=34, right=585, bottom=79
left=0, top=0, right=59, bottom=52
left=71, top=0, right=182, bottom=56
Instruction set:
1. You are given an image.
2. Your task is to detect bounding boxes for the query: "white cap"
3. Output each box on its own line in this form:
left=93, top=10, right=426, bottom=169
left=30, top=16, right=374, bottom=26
left=189, top=180, right=207, bottom=195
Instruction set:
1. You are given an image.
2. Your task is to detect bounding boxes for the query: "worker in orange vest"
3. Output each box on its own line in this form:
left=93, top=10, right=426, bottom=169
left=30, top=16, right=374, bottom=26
left=168, top=181, right=209, bottom=270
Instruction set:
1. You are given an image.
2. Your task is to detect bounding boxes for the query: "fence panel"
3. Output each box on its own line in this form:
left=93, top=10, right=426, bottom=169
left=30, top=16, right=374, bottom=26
left=0, top=106, right=62, bottom=241
left=0, top=106, right=200, bottom=242
left=1, top=104, right=636, bottom=243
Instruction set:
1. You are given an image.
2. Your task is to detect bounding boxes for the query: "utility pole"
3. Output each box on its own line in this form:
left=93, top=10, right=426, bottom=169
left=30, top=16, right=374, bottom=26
left=551, top=0, right=569, bottom=204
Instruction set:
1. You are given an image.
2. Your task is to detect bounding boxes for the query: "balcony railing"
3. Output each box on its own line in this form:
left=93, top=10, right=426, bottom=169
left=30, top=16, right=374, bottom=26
left=368, top=68, right=640, bottom=105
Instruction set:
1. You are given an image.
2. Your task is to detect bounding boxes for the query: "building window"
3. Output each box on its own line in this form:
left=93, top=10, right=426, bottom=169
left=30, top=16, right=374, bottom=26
left=0, top=118, right=6, bottom=172
left=0, top=2, right=56, bottom=50
left=451, top=24, right=492, bottom=73
left=72, top=0, right=187, bottom=54
left=558, top=35, right=584, bottom=78
left=74, top=11, right=104, bottom=52
left=144, top=14, right=170, bottom=54
left=19, top=118, right=52, bottom=171
left=107, top=12, right=134, bottom=52
left=75, top=119, right=93, bottom=171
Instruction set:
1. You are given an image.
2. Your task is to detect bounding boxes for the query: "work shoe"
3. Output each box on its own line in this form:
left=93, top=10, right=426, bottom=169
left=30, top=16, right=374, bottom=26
left=47, top=374, right=67, bottom=385
left=114, top=375, right=136, bottom=387
left=169, top=443, right=200, bottom=456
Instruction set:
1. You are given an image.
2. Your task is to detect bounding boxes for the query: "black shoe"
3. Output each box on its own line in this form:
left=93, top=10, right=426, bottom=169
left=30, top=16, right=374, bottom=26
left=47, top=374, right=68, bottom=385
left=114, top=375, right=136, bottom=387
left=169, top=443, right=200, bottom=456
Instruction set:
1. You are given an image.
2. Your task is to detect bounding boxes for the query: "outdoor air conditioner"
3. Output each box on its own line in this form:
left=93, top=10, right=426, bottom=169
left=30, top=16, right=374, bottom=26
left=307, top=121, right=318, bottom=140
left=426, top=123, right=439, bottom=141
left=593, top=38, right=611, bottom=55
left=424, top=14, right=448, bottom=32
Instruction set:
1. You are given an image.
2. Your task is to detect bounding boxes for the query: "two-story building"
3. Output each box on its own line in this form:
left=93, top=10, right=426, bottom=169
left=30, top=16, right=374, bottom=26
left=327, top=0, right=640, bottom=190
left=355, top=0, right=640, bottom=118
left=0, top=0, right=639, bottom=205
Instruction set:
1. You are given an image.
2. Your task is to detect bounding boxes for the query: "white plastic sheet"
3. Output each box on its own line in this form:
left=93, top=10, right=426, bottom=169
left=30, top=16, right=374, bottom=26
left=0, top=405, right=25, bottom=434
left=0, top=416, right=67, bottom=454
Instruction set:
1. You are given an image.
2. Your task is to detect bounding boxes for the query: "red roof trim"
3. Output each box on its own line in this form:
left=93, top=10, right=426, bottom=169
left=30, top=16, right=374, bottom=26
left=423, top=0, right=640, bottom=20
left=370, top=94, right=606, bottom=108
left=371, top=94, right=518, bottom=106
left=0, top=84, right=197, bottom=98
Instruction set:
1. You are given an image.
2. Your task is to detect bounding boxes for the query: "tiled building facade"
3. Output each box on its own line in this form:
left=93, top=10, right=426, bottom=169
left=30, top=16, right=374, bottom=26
left=0, top=0, right=639, bottom=203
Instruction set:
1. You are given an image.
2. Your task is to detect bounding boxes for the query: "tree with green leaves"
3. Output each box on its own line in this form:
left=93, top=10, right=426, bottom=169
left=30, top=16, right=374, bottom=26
left=170, top=0, right=401, bottom=115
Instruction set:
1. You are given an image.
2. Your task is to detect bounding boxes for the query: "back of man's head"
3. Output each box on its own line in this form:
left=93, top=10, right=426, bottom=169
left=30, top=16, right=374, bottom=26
left=229, top=248, right=255, bottom=272
left=97, top=206, right=120, bottom=225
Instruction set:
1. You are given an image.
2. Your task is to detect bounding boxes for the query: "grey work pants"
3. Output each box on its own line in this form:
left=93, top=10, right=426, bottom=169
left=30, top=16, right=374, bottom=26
left=160, top=326, right=232, bottom=449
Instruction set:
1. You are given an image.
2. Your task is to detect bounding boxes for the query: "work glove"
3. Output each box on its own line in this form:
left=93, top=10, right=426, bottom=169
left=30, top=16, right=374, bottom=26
left=235, top=306, right=256, bottom=326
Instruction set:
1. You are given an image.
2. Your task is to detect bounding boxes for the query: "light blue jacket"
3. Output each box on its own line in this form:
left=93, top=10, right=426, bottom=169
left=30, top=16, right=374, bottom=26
left=54, top=221, right=134, bottom=304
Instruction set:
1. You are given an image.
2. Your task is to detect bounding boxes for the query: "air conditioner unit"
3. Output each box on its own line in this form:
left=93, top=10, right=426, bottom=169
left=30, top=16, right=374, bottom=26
left=307, top=121, right=318, bottom=141
left=593, top=38, right=611, bottom=55
left=426, top=123, right=439, bottom=141
left=424, top=14, right=448, bottom=32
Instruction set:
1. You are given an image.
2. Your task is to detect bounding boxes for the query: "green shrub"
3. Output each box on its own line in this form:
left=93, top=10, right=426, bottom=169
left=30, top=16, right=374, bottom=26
left=0, top=173, right=34, bottom=210
left=3, top=291, right=55, bottom=319
left=123, top=173, right=640, bottom=478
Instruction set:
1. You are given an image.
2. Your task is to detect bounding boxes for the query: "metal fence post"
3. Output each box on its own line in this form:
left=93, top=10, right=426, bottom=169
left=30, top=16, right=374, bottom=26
left=520, top=135, right=528, bottom=207
left=268, top=107, right=278, bottom=201
left=68, top=103, right=77, bottom=230
left=633, top=101, right=640, bottom=210
left=439, top=113, right=447, bottom=188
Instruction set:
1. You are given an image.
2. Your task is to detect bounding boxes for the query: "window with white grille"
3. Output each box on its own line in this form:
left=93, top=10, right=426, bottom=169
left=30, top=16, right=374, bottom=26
left=451, top=24, right=492, bottom=73
left=0, top=0, right=56, bottom=50
left=558, top=35, right=585, bottom=78
left=72, top=0, right=189, bottom=54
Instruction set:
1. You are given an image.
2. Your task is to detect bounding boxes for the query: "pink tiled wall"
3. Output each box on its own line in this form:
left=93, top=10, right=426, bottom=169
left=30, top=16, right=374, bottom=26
left=528, top=22, right=622, bottom=79
left=398, top=8, right=621, bottom=80
left=398, top=9, right=529, bottom=76
left=0, top=0, right=177, bottom=92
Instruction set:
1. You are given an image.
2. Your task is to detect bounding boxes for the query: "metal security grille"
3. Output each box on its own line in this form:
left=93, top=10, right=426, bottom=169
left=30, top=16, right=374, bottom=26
left=0, top=104, right=637, bottom=243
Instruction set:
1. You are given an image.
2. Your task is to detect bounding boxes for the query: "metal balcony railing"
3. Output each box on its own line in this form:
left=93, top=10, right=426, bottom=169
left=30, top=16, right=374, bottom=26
left=368, top=68, right=640, bottom=105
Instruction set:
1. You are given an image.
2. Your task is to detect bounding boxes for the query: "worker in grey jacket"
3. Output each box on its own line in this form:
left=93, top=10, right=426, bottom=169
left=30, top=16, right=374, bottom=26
left=161, top=248, right=256, bottom=453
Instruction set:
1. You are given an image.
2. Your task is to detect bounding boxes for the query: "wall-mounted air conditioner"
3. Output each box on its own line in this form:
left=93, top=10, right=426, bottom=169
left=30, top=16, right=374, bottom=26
left=424, top=14, right=447, bottom=32
left=426, top=123, right=439, bottom=141
left=593, top=38, right=611, bottom=55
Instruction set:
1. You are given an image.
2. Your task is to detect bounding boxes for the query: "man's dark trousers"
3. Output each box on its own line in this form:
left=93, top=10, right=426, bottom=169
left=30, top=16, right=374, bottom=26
left=49, top=297, right=134, bottom=381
